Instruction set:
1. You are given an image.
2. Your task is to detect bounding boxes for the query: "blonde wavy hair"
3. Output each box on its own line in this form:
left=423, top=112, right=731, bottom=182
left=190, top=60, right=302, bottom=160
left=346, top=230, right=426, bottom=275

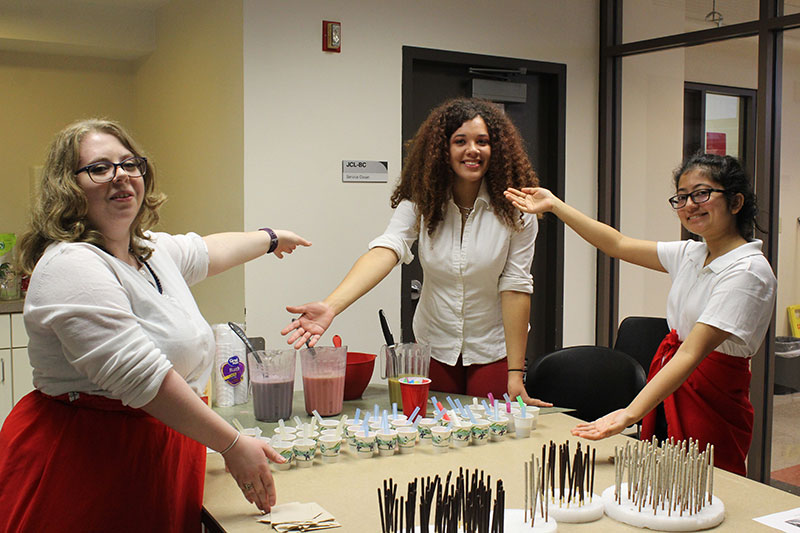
left=16, top=119, right=166, bottom=275
left=391, top=97, right=539, bottom=236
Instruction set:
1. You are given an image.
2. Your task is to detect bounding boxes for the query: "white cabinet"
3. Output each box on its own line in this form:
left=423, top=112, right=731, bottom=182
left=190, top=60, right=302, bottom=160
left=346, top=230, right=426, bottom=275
left=0, top=312, right=33, bottom=427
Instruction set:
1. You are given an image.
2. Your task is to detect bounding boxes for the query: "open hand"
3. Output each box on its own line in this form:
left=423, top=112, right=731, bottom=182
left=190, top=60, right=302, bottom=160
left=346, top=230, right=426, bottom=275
left=508, top=378, right=553, bottom=408
left=281, top=301, right=335, bottom=349
left=504, top=187, right=558, bottom=215
left=570, top=408, right=633, bottom=440
left=224, top=435, right=284, bottom=513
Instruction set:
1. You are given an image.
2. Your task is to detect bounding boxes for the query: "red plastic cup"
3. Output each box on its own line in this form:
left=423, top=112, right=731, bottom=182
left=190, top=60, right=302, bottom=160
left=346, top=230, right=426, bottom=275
left=399, top=377, right=431, bottom=418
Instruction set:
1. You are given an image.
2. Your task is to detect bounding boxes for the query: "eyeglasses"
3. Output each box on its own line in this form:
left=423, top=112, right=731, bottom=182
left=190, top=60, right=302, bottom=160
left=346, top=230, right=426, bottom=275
left=667, top=188, right=726, bottom=209
left=75, top=156, right=148, bottom=183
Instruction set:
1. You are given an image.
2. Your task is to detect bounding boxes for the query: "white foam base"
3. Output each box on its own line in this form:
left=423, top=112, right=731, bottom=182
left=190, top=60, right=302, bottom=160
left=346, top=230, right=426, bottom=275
left=601, top=484, right=725, bottom=531
left=546, top=494, right=604, bottom=523
left=413, top=509, right=557, bottom=532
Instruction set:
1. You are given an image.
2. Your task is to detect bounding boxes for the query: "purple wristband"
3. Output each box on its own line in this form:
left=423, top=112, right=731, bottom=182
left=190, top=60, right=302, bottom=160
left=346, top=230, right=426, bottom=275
left=259, top=227, right=279, bottom=254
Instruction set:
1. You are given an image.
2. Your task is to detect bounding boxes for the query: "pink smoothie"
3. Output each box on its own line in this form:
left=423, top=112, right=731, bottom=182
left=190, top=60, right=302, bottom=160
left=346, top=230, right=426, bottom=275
left=303, top=375, right=345, bottom=416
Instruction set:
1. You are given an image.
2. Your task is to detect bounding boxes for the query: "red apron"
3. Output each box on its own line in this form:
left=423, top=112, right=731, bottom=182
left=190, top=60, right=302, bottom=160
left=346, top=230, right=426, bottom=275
left=0, top=390, right=205, bottom=533
left=641, top=330, right=753, bottom=476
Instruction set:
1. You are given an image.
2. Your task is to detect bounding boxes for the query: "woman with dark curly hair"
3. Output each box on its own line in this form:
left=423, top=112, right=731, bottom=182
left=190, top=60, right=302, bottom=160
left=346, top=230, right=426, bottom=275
left=0, top=119, right=311, bottom=531
left=283, top=98, right=550, bottom=404
left=505, top=152, right=776, bottom=475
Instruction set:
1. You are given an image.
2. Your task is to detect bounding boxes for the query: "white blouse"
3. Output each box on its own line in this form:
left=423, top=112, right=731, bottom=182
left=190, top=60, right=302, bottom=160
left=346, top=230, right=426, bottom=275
left=658, top=239, right=776, bottom=357
left=369, top=184, right=537, bottom=366
left=24, top=232, right=215, bottom=408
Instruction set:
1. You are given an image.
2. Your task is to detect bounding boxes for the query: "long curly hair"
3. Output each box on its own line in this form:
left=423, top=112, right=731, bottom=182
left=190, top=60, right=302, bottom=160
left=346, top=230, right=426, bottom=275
left=391, top=98, right=539, bottom=236
left=16, top=119, right=166, bottom=275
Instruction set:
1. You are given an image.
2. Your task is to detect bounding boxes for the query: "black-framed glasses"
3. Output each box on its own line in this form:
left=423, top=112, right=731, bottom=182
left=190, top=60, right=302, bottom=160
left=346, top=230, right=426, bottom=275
left=667, top=188, right=726, bottom=209
left=75, top=156, right=147, bottom=183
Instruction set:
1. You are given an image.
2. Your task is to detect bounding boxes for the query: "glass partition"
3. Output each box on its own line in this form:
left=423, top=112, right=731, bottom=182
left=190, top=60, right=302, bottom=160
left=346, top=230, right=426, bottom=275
left=771, top=27, right=800, bottom=495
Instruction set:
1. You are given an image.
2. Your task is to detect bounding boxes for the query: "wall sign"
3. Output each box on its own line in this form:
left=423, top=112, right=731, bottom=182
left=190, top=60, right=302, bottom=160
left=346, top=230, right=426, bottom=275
left=342, top=160, right=388, bottom=183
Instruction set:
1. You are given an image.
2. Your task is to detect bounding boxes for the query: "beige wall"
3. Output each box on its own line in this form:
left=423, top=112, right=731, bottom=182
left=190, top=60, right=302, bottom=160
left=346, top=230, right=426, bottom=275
left=241, top=0, right=600, bottom=357
left=0, top=51, right=135, bottom=239
left=135, top=0, right=245, bottom=326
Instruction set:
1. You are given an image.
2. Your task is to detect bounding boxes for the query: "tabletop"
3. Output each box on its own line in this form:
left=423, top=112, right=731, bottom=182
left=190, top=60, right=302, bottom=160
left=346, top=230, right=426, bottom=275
left=203, top=385, right=800, bottom=532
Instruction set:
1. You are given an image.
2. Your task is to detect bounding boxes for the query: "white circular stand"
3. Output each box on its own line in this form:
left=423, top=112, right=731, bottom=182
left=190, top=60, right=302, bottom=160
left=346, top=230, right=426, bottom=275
left=545, top=493, right=604, bottom=523
left=503, top=509, right=558, bottom=532
left=601, top=484, right=725, bottom=531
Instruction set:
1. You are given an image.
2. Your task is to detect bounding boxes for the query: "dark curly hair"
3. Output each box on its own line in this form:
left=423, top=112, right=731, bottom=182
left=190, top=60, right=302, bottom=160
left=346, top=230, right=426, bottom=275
left=673, top=152, right=759, bottom=240
left=391, top=98, right=539, bottom=236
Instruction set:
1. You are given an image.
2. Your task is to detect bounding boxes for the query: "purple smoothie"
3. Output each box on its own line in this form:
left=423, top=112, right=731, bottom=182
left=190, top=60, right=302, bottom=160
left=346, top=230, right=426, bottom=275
left=252, top=379, right=294, bottom=422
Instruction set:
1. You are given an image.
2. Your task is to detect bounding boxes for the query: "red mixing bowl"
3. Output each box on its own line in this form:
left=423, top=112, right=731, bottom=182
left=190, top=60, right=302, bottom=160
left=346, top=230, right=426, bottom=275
left=344, top=352, right=376, bottom=400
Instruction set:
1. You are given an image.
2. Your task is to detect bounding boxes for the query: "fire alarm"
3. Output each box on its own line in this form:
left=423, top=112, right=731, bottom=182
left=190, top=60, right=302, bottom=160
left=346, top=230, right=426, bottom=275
left=323, top=20, right=341, bottom=53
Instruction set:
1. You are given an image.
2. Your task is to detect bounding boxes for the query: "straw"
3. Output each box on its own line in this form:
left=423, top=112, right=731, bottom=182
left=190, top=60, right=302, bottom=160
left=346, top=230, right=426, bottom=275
left=231, top=418, right=245, bottom=433
left=303, top=423, right=310, bottom=440
left=293, top=416, right=303, bottom=428
left=448, top=411, right=461, bottom=427
left=392, top=403, right=398, bottom=419
left=312, top=410, right=324, bottom=425
left=382, top=410, right=389, bottom=429
left=454, top=398, right=465, bottom=417
left=335, top=417, right=345, bottom=440
left=435, top=402, right=450, bottom=421
left=493, top=400, right=499, bottom=420
left=464, top=406, right=478, bottom=424
left=412, top=415, right=422, bottom=429
left=503, top=393, right=512, bottom=404
left=488, top=392, right=495, bottom=405
left=374, top=404, right=379, bottom=421
left=516, top=395, right=527, bottom=418
left=430, top=395, right=438, bottom=407
left=362, top=418, right=369, bottom=436
left=408, top=406, right=421, bottom=422
left=446, top=396, right=457, bottom=411
left=354, top=408, right=362, bottom=424
left=482, top=400, right=491, bottom=413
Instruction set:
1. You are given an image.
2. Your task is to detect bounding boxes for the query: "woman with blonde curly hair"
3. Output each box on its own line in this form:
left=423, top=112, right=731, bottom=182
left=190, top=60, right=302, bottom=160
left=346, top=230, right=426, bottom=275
left=0, top=119, right=311, bottom=531
left=283, top=98, right=550, bottom=404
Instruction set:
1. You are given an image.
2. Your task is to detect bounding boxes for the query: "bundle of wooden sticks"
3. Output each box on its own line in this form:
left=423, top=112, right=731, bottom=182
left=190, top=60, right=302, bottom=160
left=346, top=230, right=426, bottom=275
left=612, top=437, right=715, bottom=516
left=524, top=440, right=597, bottom=525
left=377, top=468, right=506, bottom=533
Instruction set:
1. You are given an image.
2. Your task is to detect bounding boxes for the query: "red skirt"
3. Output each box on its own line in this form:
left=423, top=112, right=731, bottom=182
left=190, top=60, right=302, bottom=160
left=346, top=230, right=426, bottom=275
left=641, top=330, right=753, bottom=476
left=0, top=390, right=206, bottom=533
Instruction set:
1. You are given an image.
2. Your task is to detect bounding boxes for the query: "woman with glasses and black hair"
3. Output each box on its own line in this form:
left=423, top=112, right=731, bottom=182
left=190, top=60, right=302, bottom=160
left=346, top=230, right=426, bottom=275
left=504, top=152, right=776, bottom=476
left=0, top=119, right=310, bottom=531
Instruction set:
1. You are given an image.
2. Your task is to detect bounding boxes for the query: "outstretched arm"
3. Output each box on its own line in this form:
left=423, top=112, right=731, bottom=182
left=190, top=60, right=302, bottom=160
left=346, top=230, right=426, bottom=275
left=504, top=187, right=664, bottom=272
left=203, top=229, right=311, bottom=277
left=501, top=291, right=552, bottom=407
left=142, top=370, right=283, bottom=512
left=281, top=246, right=399, bottom=348
left=570, top=322, right=730, bottom=440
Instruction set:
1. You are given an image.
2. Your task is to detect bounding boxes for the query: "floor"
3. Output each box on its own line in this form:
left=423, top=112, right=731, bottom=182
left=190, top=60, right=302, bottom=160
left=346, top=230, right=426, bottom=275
left=770, top=390, right=800, bottom=493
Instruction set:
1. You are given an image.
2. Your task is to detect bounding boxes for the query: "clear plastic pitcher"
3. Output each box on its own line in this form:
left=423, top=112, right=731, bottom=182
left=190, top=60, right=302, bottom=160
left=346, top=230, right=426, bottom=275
left=299, top=346, right=347, bottom=416
left=249, top=349, right=296, bottom=422
left=380, top=343, right=431, bottom=407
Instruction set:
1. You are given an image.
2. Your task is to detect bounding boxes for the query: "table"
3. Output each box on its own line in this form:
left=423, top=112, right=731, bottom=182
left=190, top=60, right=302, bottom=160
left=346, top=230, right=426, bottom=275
left=203, top=386, right=800, bottom=532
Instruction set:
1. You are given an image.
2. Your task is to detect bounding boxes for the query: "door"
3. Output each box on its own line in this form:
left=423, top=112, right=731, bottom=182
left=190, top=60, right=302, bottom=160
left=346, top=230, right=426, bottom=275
left=683, top=82, right=756, bottom=240
left=400, top=46, right=566, bottom=365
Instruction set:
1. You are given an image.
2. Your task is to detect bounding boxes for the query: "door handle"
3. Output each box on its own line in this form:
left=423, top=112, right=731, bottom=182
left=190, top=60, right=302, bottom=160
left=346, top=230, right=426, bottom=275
left=410, top=279, right=422, bottom=300
left=1, top=358, right=4, bottom=384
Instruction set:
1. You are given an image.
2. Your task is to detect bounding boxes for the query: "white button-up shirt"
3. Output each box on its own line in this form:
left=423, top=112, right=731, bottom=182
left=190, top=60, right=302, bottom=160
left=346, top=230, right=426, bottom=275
left=658, top=239, right=776, bottom=357
left=369, top=185, right=537, bottom=366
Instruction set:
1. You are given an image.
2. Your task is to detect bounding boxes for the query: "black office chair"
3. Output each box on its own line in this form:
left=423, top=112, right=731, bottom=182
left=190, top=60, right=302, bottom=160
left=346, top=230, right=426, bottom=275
left=525, top=346, right=647, bottom=422
left=613, top=316, right=670, bottom=375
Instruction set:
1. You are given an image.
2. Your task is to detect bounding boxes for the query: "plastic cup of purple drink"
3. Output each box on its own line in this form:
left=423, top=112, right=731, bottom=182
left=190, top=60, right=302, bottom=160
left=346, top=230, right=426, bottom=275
left=249, top=349, right=296, bottom=422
